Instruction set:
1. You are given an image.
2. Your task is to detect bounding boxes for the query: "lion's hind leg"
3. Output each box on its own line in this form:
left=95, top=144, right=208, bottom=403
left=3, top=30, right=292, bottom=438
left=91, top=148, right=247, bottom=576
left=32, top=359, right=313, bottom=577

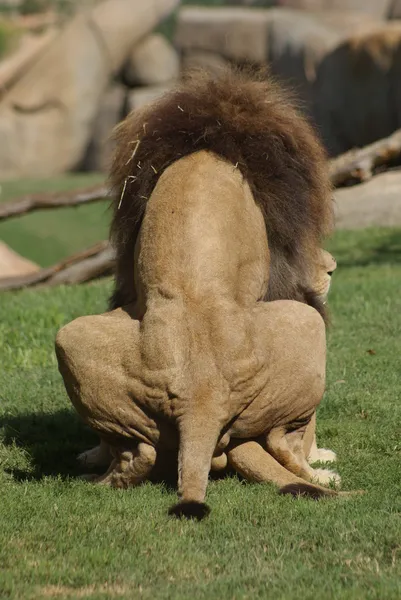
left=227, top=440, right=339, bottom=498
left=303, top=414, right=337, bottom=465
left=307, top=436, right=337, bottom=465
left=267, top=425, right=341, bottom=488
left=77, top=439, right=112, bottom=469
left=83, top=442, right=156, bottom=488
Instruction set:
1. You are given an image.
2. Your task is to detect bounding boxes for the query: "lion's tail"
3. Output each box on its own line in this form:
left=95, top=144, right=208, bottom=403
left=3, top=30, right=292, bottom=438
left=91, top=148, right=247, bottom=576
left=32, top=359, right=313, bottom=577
left=227, top=441, right=352, bottom=499
left=168, top=385, right=228, bottom=520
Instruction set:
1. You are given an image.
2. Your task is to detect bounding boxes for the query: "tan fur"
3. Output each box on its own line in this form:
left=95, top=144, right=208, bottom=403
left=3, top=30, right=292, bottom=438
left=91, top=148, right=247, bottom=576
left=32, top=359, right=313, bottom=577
left=56, top=152, right=349, bottom=517
left=78, top=249, right=337, bottom=476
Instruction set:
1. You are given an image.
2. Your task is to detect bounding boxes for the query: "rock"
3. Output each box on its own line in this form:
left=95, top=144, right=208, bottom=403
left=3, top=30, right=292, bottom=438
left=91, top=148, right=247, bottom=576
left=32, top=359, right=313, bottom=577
left=0, top=0, right=180, bottom=178
left=227, top=1, right=268, bottom=5
left=0, top=241, right=39, bottom=279
left=90, top=0, right=179, bottom=74
left=388, top=0, right=401, bottom=19
left=314, top=23, right=401, bottom=155
left=0, top=29, right=56, bottom=94
left=334, top=170, right=401, bottom=228
left=181, top=50, right=230, bottom=77
left=81, top=84, right=126, bottom=173
left=123, top=33, right=179, bottom=87
left=176, top=7, right=380, bottom=109
left=175, top=7, right=272, bottom=63
left=277, top=0, right=391, bottom=19
left=267, top=9, right=380, bottom=110
left=126, top=84, right=174, bottom=113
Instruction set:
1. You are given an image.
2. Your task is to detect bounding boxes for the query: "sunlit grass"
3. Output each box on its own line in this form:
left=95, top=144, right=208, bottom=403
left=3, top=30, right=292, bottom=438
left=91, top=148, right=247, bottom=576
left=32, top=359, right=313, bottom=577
left=0, top=225, right=400, bottom=599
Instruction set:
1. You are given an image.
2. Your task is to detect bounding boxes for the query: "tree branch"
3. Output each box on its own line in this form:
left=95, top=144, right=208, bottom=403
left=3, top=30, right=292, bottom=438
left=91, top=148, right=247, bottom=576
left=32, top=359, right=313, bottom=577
left=0, top=184, right=110, bottom=221
left=0, top=241, right=114, bottom=292
left=2, top=127, right=401, bottom=291
left=329, top=128, right=401, bottom=187
left=1, top=127, right=401, bottom=224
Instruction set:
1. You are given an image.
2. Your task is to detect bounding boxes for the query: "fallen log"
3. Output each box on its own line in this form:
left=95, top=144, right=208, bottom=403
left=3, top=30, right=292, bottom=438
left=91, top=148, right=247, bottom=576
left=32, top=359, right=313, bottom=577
left=0, top=184, right=109, bottom=221
left=329, top=128, right=401, bottom=187
left=2, top=126, right=401, bottom=223
left=2, top=127, right=401, bottom=291
left=0, top=241, right=113, bottom=291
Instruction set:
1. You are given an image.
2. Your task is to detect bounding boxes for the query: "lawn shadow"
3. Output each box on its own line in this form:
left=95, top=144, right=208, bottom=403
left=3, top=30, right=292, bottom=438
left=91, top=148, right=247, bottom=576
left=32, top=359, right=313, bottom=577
left=332, top=230, right=401, bottom=268
left=0, top=409, right=179, bottom=490
left=0, top=409, right=98, bottom=481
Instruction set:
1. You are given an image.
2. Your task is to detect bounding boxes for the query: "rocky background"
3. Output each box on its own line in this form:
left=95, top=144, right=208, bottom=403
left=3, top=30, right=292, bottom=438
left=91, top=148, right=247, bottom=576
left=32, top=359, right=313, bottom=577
left=1, top=0, right=401, bottom=281
left=0, top=0, right=401, bottom=178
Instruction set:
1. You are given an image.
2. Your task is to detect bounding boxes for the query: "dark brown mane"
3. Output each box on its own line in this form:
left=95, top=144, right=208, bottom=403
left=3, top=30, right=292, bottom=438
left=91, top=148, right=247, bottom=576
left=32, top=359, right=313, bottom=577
left=109, top=67, right=333, bottom=317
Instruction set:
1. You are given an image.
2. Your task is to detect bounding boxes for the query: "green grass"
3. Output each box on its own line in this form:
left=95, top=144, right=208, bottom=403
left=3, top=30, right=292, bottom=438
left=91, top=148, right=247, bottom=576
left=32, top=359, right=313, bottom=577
left=0, top=174, right=108, bottom=267
left=0, top=220, right=401, bottom=598
left=0, top=19, right=21, bottom=59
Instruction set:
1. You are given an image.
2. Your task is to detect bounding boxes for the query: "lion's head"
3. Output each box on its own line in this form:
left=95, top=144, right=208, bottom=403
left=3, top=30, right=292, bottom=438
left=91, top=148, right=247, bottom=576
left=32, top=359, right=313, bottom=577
left=315, top=249, right=337, bottom=304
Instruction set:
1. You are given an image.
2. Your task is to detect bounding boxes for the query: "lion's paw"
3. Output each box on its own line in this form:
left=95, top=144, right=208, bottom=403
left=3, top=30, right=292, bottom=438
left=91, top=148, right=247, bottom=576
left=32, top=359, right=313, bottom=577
left=311, top=468, right=341, bottom=487
left=309, top=447, right=337, bottom=464
left=316, top=448, right=337, bottom=463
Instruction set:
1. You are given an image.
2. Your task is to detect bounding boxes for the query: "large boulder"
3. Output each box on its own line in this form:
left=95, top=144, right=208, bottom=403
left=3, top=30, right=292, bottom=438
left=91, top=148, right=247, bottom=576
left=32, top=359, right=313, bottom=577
left=176, top=7, right=272, bottom=64
left=80, top=84, right=126, bottom=173
left=0, top=29, right=56, bottom=93
left=126, top=84, right=174, bottom=113
left=122, top=33, right=179, bottom=87
left=334, top=170, right=401, bottom=228
left=314, top=24, right=401, bottom=155
left=0, top=0, right=179, bottom=178
left=176, top=7, right=380, bottom=109
left=0, top=241, right=39, bottom=279
left=267, top=10, right=380, bottom=110
left=277, top=0, right=391, bottom=18
left=388, top=0, right=401, bottom=19
left=181, top=50, right=231, bottom=77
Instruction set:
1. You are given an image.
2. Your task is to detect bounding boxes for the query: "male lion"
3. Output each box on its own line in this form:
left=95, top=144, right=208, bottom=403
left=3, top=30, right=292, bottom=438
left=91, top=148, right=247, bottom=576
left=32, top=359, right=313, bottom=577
left=55, top=154, right=346, bottom=518
left=56, top=69, right=343, bottom=517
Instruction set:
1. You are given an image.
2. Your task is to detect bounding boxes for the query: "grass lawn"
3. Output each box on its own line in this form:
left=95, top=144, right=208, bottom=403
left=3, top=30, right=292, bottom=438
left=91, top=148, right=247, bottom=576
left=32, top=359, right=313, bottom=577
left=0, top=178, right=400, bottom=599
left=0, top=174, right=108, bottom=267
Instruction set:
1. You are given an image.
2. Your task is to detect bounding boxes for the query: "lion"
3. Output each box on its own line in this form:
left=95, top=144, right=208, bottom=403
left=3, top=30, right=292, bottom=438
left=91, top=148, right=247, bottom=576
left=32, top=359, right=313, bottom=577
left=55, top=184, right=348, bottom=519
left=79, top=68, right=337, bottom=481
left=55, top=69, right=346, bottom=517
